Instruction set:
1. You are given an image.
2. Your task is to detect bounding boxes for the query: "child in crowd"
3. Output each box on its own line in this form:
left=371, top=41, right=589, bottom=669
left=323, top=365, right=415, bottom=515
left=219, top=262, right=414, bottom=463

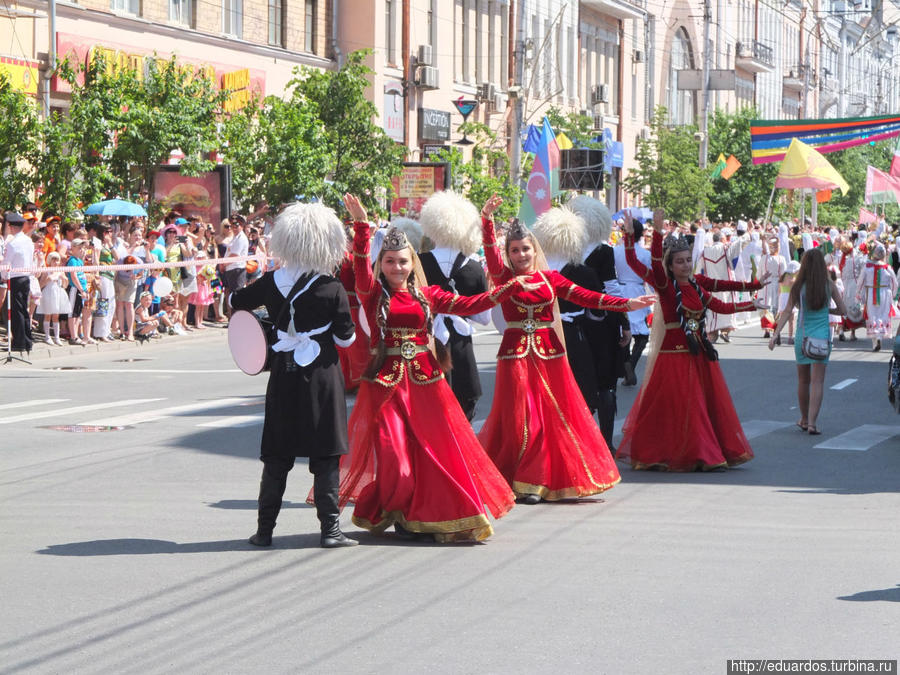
left=38, top=251, right=70, bottom=346
left=775, top=261, right=800, bottom=345
left=65, top=239, right=88, bottom=345
left=187, top=252, right=214, bottom=329
left=134, top=291, right=176, bottom=339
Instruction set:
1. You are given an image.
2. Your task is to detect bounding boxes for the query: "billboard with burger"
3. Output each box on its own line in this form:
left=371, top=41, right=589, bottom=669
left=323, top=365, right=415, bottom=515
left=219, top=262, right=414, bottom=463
left=153, top=165, right=232, bottom=228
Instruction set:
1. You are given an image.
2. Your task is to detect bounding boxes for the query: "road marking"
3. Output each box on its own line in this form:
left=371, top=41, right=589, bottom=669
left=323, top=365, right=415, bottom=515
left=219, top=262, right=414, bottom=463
left=814, top=424, right=900, bottom=452
left=0, top=399, right=164, bottom=425
left=80, top=397, right=263, bottom=427
left=42, top=369, right=241, bottom=374
left=830, top=378, right=857, bottom=390
left=741, top=420, right=793, bottom=439
left=0, top=399, right=69, bottom=411
left=196, top=414, right=264, bottom=428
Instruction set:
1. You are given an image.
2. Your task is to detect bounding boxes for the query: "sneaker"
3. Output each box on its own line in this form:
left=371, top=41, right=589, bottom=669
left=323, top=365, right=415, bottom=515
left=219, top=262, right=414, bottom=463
left=172, top=324, right=186, bottom=335
left=44, top=337, right=54, bottom=346
left=167, top=327, right=176, bottom=336
left=54, top=338, right=65, bottom=346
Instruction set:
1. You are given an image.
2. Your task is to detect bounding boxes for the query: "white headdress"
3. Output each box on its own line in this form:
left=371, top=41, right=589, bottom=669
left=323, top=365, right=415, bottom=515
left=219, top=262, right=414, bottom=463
left=270, top=202, right=347, bottom=275
left=418, top=190, right=481, bottom=256
left=568, top=195, right=612, bottom=244
left=533, top=206, right=588, bottom=265
left=389, top=217, right=424, bottom=252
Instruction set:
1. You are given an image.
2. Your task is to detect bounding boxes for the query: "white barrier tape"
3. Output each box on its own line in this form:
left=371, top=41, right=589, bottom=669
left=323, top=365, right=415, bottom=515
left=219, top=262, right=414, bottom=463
left=0, top=254, right=272, bottom=276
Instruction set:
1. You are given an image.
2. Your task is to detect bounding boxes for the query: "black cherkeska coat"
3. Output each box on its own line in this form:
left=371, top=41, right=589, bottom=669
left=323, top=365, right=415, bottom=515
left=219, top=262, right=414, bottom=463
left=231, top=271, right=355, bottom=461
left=583, top=244, right=630, bottom=389
left=418, top=251, right=487, bottom=404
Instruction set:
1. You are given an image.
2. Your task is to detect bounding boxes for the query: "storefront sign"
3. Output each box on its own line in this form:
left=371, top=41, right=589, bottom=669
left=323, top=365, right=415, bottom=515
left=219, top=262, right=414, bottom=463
left=418, top=108, right=450, bottom=142
left=0, top=56, right=40, bottom=96
left=222, top=68, right=253, bottom=112
left=421, top=144, right=448, bottom=160
left=383, top=81, right=404, bottom=143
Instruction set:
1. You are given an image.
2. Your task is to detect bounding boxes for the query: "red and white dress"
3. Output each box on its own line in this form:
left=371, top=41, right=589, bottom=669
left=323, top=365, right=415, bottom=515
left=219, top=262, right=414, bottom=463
left=477, top=217, right=631, bottom=500
left=336, top=255, right=372, bottom=391
left=618, top=230, right=758, bottom=471
left=338, top=221, right=517, bottom=542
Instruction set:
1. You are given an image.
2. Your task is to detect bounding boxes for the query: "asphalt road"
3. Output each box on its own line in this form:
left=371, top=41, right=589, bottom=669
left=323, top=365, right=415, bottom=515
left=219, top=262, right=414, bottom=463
left=1, top=321, right=898, bottom=674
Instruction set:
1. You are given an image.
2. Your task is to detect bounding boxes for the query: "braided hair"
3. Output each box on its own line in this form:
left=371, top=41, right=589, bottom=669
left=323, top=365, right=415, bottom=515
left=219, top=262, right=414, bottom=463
left=665, top=238, right=718, bottom=361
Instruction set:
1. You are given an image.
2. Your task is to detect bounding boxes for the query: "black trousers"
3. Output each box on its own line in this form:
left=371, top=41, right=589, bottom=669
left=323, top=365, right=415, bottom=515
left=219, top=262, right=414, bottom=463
left=262, top=455, right=339, bottom=482
left=8, top=277, right=33, bottom=351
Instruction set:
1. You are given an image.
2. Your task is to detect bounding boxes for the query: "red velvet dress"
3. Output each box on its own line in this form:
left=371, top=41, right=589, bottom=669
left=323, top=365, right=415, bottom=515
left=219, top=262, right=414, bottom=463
left=339, top=222, right=518, bottom=542
left=617, top=230, right=758, bottom=471
left=477, top=218, right=631, bottom=500
left=336, top=256, right=371, bottom=391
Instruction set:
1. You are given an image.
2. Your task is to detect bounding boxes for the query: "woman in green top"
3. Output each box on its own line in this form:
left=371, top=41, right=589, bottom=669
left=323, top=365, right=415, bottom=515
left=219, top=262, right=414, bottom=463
left=769, top=248, right=846, bottom=435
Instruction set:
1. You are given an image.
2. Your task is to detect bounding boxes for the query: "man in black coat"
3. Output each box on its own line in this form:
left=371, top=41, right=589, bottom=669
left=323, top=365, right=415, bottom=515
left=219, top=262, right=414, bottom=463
left=230, top=203, right=358, bottom=549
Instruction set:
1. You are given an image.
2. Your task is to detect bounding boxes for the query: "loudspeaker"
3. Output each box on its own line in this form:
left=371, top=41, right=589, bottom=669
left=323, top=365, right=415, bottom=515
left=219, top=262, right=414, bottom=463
left=559, top=149, right=604, bottom=190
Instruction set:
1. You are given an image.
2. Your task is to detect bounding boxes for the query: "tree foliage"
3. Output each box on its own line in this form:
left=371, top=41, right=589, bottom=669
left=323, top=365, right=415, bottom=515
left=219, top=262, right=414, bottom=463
left=622, top=106, right=712, bottom=221
left=221, top=50, right=406, bottom=215
left=0, top=75, right=40, bottom=210
left=433, top=121, right=522, bottom=221
left=706, top=107, right=779, bottom=221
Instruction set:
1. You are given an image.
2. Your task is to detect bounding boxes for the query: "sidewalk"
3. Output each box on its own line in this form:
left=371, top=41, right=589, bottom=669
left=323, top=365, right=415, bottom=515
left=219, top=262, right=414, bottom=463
left=0, top=322, right=228, bottom=363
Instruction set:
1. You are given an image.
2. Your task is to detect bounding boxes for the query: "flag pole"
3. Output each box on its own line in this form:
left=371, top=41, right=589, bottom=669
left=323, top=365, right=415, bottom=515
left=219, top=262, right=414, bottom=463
left=763, top=185, right=777, bottom=228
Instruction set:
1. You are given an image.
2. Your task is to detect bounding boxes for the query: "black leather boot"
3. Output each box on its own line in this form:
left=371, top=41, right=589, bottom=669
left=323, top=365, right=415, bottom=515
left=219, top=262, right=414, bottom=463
left=312, top=458, right=358, bottom=549
left=597, top=388, right=618, bottom=453
left=249, top=465, right=287, bottom=547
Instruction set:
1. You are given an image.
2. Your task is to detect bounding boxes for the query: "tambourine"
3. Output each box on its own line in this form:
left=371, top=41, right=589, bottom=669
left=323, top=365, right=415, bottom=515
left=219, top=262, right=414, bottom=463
left=228, top=310, right=273, bottom=375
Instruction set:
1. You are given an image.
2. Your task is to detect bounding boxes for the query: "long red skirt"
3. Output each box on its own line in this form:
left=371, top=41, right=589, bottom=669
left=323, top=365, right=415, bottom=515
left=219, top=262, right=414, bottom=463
left=478, top=355, right=620, bottom=500
left=338, top=375, right=515, bottom=542
left=616, top=352, right=753, bottom=471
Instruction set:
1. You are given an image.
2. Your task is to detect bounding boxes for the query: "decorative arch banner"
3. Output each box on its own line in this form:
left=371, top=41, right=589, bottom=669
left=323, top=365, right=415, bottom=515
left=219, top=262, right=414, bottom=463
left=750, top=114, right=900, bottom=165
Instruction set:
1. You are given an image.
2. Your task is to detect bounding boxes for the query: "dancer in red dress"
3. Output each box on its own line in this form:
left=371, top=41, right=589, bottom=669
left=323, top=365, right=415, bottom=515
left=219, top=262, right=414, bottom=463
left=338, top=194, right=523, bottom=543
left=477, top=195, right=655, bottom=503
left=336, top=249, right=371, bottom=391
left=617, top=210, right=769, bottom=471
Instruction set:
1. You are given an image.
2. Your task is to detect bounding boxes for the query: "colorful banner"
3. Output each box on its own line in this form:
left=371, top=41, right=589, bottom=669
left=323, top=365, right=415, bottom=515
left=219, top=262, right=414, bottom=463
left=773, top=138, right=849, bottom=194
left=518, top=117, right=560, bottom=226
left=711, top=153, right=727, bottom=179
left=891, top=137, right=900, bottom=178
left=750, top=114, right=900, bottom=165
left=721, top=155, right=742, bottom=180
left=858, top=207, right=877, bottom=225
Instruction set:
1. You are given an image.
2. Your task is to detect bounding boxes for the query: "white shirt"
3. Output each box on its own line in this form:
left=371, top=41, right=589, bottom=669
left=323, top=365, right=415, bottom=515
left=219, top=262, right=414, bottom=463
left=225, top=230, right=249, bottom=271
left=1, top=231, right=35, bottom=280
left=429, top=246, right=490, bottom=327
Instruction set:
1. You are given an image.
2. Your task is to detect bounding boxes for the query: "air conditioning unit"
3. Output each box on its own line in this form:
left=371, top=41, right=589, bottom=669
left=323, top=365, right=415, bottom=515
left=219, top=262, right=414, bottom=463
left=639, top=126, right=651, bottom=140
left=633, top=49, right=645, bottom=63
left=579, top=109, right=591, bottom=118
left=417, top=44, right=433, bottom=66
left=490, top=93, right=507, bottom=114
left=416, top=65, right=439, bottom=89
left=591, top=83, right=610, bottom=105
left=593, top=114, right=603, bottom=131
left=478, top=82, right=496, bottom=100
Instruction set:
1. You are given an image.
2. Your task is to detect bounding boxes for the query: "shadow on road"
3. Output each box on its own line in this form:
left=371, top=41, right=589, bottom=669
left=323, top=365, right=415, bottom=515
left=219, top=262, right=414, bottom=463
left=836, top=585, right=900, bottom=602
left=207, top=499, right=311, bottom=510
left=35, top=535, right=323, bottom=555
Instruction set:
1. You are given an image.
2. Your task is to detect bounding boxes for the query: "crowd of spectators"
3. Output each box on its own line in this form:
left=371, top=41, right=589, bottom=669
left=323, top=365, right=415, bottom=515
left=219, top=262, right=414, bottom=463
left=0, top=204, right=271, bottom=352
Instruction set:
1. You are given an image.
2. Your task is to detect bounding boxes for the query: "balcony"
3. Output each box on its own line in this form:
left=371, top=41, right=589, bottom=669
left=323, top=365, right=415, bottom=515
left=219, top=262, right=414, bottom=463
left=581, top=0, right=645, bottom=20
left=735, top=40, right=774, bottom=73
left=783, top=65, right=816, bottom=91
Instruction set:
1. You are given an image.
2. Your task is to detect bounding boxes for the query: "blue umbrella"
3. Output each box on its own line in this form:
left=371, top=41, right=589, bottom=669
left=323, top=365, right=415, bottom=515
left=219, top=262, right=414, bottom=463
left=612, top=207, right=652, bottom=223
left=84, top=199, right=147, bottom=217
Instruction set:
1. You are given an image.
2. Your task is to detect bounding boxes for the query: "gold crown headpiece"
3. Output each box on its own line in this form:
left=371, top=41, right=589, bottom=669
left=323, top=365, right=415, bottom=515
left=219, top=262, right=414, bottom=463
left=381, top=226, right=410, bottom=252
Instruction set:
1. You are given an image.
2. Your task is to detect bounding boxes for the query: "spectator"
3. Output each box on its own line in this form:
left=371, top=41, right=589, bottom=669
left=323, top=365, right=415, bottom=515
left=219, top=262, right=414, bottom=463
left=38, top=251, right=70, bottom=346
left=1, top=211, right=36, bottom=352
left=222, top=214, right=248, bottom=316
left=65, top=238, right=89, bottom=345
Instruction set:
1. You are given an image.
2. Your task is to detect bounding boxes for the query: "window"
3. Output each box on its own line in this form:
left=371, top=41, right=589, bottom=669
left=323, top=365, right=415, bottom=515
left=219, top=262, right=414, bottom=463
left=385, top=0, right=396, bottom=64
left=110, top=0, right=140, bottom=15
left=268, top=0, right=283, bottom=46
left=427, top=0, right=436, bottom=49
left=667, top=27, right=695, bottom=125
left=223, top=0, right=242, bottom=37
left=169, top=0, right=192, bottom=25
left=305, top=0, right=317, bottom=53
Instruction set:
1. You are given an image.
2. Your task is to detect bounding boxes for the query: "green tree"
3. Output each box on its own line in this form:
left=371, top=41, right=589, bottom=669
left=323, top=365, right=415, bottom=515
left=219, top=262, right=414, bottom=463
left=544, top=107, right=602, bottom=149
left=810, top=141, right=894, bottom=229
left=622, top=106, right=712, bottom=221
left=706, top=107, right=779, bottom=221
left=36, top=55, right=226, bottom=218
left=221, top=50, right=406, bottom=215
left=0, top=75, right=40, bottom=210
left=433, top=121, right=522, bottom=221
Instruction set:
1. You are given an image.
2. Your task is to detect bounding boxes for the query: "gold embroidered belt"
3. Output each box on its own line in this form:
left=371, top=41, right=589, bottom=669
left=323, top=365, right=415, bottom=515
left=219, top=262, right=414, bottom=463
left=506, top=320, right=553, bottom=334
left=384, top=342, right=430, bottom=360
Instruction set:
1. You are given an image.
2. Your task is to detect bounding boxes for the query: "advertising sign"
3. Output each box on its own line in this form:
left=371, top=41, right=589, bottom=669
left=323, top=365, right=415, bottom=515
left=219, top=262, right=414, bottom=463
left=0, top=56, right=40, bottom=96
left=384, top=81, right=404, bottom=143
left=153, top=165, right=232, bottom=226
left=418, top=108, right=451, bottom=142
left=390, top=162, right=450, bottom=219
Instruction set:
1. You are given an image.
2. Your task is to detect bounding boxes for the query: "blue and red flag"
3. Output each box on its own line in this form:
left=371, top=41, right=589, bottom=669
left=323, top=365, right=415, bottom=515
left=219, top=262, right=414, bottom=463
left=518, top=117, right=560, bottom=226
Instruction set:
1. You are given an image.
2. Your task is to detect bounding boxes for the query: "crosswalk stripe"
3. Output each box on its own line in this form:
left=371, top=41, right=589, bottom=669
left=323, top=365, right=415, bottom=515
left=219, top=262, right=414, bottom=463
left=80, top=397, right=263, bottom=427
left=741, top=420, right=793, bottom=439
left=814, top=424, right=899, bottom=451
left=196, top=414, right=264, bottom=428
left=830, top=378, right=857, bottom=390
left=0, top=399, right=164, bottom=425
left=0, top=399, right=69, bottom=411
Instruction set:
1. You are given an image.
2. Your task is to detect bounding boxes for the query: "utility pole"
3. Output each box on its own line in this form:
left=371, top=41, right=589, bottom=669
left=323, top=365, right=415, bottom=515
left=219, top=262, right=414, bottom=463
left=401, top=0, right=410, bottom=150
left=699, top=0, right=711, bottom=170
left=510, top=0, right=526, bottom=188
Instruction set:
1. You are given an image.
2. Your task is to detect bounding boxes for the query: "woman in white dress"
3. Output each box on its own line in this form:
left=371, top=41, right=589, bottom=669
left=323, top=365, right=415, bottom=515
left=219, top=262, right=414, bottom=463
left=37, top=251, right=71, bottom=346
left=857, top=243, right=898, bottom=351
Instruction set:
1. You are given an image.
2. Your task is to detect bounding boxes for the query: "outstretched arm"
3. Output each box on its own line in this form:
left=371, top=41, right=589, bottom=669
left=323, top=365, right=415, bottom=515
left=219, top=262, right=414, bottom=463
left=427, top=277, right=521, bottom=316
left=624, top=210, right=668, bottom=289
left=480, top=194, right=513, bottom=285
left=549, top=270, right=655, bottom=312
left=696, top=275, right=764, bottom=293
left=345, top=194, right=376, bottom=300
